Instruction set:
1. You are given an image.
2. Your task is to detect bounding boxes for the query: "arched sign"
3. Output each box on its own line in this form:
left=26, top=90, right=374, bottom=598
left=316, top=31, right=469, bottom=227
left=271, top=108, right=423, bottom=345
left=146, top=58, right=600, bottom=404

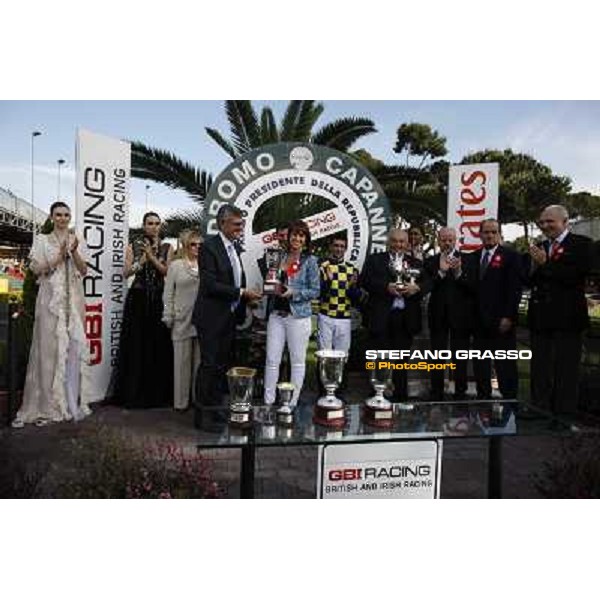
left=203, top=143, right=391, bottom=317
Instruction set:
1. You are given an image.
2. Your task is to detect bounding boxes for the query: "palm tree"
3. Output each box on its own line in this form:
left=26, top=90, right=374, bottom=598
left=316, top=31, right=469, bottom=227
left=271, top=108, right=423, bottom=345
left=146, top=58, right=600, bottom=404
left=131, top=100, right=376, bottom=233
left=352, top=147, right=448, bottom=230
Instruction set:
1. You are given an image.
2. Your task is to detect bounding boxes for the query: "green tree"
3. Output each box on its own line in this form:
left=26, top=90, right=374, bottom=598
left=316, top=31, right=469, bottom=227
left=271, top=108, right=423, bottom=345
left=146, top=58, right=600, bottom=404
left=394, top=122, right=448, bottom=170
left=565, top=191, right=600, bottom=219
left=131, top=100, right=376, bottom=234
left=460, top=149, right=571, bottom=241
left=352, top=124, right=449, bottom=233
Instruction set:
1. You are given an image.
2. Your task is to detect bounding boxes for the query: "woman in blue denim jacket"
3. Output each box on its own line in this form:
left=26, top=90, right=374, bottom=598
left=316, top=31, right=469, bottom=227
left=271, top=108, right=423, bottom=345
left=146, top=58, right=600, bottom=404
left=264, top=220, right=320, bottom=407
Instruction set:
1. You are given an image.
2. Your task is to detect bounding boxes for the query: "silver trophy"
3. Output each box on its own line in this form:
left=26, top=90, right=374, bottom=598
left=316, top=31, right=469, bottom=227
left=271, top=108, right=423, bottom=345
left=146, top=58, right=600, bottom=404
left=314, top=350, right=347, bottom=427
left=363, top=367, right=394, bottom=427
left=389, top=254, right=420, bottom=291
left=276, top=382, right=295, bottom=426
left=226, top=367, right=256, bottom=428
left=263, top=247, right=284, bottom=294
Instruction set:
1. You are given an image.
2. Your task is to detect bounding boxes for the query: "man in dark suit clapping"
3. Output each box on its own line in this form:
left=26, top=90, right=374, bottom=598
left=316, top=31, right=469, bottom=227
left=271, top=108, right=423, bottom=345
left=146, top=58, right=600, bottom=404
left=464, top=219, right=523, bottom=399
left=527, top=205, right=593, bottom=416
left=192, top=205, right=262, bottom=430
left=361, top=229, right=431, bottom=402
left=424, top=227, right=476, bottom=400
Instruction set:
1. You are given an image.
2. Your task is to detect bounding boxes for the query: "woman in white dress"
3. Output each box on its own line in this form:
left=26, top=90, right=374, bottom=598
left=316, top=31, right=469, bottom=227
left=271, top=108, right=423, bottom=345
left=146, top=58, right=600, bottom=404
left=163, top=230, right=202, bottom=411
left=12, top=202, right=90, bottom=428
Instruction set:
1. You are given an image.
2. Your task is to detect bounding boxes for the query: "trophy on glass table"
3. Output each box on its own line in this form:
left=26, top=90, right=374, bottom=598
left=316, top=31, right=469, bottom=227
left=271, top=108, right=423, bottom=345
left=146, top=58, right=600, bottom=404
left=227, top=367, right=256, bottom=428
left=314, top=350, right=347, bottom=428
left=363, top=366, right=394, bottom=428
left=276, top=382, right=295, bottom=427
left=263, top=247, right=284, bottom=294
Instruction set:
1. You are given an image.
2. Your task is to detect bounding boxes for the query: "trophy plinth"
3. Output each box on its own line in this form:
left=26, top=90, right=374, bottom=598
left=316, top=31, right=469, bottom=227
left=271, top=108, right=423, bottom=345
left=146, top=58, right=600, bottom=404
left=227, top=366, right=256, bottom=429
left=314, top=350, right=347, bottom=428
left=363, top=366, right=394, bottom=428
left=263, top=247, right=284, bottom=295
left=276, top=382, right=295, bottom=427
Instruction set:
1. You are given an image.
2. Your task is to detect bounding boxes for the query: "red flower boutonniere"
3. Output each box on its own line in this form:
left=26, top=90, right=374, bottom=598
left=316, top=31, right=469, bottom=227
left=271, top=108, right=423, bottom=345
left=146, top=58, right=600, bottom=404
left=490, top=254, right=503, bottom=268
left=552, top=246, right=565, bottom=261
left=286, top=260, right=300, bottom=278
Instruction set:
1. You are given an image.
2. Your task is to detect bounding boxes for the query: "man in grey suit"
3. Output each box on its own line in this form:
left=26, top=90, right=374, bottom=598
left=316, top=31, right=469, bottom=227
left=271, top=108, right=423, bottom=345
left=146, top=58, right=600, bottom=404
left=192, top=205, right=262, bottom=430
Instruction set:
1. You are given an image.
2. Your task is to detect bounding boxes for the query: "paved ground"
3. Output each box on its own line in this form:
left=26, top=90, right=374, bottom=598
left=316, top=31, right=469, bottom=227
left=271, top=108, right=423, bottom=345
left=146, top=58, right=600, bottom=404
left=0, top=395, right=573, bottom=499
left=2, top=330, right=595, bottom=499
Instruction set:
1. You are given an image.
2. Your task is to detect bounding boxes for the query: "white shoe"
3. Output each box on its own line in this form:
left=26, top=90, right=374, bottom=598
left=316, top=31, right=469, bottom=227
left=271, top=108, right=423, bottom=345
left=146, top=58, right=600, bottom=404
left=11, top=418, right=25, bottom=429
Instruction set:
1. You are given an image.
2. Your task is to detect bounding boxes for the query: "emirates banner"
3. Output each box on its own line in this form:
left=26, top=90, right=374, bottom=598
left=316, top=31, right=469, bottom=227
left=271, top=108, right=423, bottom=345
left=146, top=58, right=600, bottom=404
left=75, top=129, right=130, bottom=403
left=447, top=163, right=499, bottom=252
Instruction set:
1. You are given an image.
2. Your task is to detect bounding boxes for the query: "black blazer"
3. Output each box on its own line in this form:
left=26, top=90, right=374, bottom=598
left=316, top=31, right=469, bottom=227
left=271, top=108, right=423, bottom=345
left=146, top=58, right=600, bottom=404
left=526, top=232, right=592, bottom=332
left=463, top=245, right=523, bottom=330
left=360, top=252, right=431, bottom=336
left=423, top=252, right=476, bottom=332
left=192, top=234, right=247, bottom=337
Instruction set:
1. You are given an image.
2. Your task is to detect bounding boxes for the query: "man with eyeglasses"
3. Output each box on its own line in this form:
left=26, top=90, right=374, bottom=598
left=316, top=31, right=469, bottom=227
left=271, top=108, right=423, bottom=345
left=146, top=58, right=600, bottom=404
left=192, top=205, right=262, bottom=430
left=527, top=204, right=593, bottom=416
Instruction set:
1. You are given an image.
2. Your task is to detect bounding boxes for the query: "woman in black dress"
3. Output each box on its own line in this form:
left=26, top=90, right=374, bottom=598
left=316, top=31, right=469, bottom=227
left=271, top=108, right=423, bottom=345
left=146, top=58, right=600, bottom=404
left=113, top=212, right=174, bottom=408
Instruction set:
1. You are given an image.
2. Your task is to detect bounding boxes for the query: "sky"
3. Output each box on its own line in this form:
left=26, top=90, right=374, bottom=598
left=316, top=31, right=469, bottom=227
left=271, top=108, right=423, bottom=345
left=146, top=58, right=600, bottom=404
left=1, top=100, right=599, bottom=238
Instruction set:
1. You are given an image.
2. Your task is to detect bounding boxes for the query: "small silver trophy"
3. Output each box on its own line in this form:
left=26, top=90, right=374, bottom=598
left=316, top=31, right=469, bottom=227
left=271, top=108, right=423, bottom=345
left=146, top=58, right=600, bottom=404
left=226, top=367, right=256, bottom=428
left=314, top=350, right=347, bottom=428
left=363, top=367, right=394, bottom=427
left=389, top=253, right=406, bottom=289
left=263, top=247, right=284, bottom=294
left=276, top=382, right=295, bottom=426
left=389, top=254, right=420, bottom=291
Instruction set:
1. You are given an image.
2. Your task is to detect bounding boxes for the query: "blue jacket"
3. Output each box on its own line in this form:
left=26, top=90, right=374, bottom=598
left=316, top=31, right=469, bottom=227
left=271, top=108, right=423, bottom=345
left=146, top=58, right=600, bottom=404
left=286, top=253, right=320, bottom=318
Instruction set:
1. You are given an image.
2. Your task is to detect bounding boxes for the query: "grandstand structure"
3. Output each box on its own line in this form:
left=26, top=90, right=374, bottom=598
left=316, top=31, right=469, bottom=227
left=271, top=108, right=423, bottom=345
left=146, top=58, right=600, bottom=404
left=0, top=187, right=48, bottom=257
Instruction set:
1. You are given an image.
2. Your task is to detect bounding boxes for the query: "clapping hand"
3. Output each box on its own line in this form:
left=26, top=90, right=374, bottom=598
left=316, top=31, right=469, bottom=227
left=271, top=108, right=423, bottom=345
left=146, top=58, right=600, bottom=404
left=141, top=239, right=154, bottom=257
left=69, top=235, right=79, bottom=254
left=448, top=255, right=461, bottom=272
left=59, top=239, right=69, bottom=260
left=529, top=244, right=547, bottom=266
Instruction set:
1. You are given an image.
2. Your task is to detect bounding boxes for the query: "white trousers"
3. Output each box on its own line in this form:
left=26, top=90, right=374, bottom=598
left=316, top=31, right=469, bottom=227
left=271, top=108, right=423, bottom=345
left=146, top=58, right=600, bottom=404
left=264, top=314, right=312, bottom=406
left=173, top=337, right=201, bottom=410
left=317, top=314, right=352, bottom=353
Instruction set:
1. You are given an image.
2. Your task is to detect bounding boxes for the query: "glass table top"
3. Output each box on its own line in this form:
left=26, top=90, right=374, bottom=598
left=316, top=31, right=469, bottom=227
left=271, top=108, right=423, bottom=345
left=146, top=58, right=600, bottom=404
left=196, top=400, right=577, bottom=449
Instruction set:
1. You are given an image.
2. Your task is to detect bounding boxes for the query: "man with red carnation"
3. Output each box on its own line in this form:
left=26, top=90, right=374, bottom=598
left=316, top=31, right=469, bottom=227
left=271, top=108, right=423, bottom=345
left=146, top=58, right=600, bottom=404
left=463, top=218, right=523, bottom=399
left=527, top=205, right=593, bottom=416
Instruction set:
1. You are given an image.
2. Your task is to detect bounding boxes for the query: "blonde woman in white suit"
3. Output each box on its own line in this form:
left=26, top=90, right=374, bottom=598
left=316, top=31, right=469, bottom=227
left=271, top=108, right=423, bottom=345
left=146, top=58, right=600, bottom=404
left=163, top=230, right=202, bottom=411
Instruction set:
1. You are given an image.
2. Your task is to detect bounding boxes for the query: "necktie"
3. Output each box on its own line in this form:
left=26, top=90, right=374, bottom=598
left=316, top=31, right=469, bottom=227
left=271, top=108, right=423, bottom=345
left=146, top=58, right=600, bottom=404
left=550, top=240, right=560, bottom=258
left=228, top=244, right=241, bottom=311
left=480, top=250, right=490, bottom=279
